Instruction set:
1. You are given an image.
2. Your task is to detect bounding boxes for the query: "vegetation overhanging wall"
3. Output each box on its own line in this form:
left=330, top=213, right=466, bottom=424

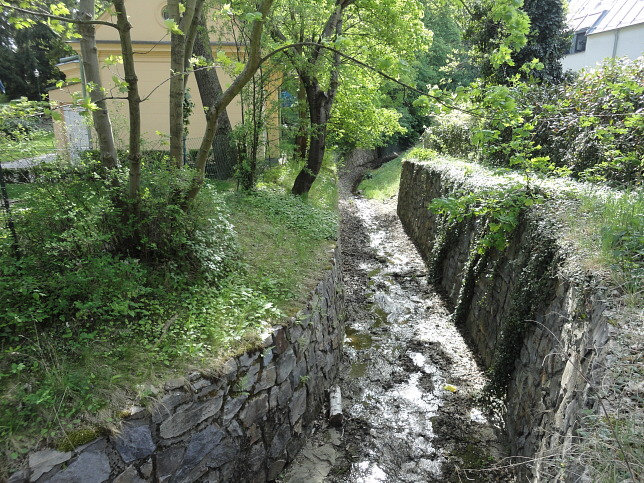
left=397, top=159, right=616, bottom=480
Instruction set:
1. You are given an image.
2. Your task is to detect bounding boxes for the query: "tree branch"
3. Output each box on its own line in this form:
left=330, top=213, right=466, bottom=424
left=0, top=2, right=118, bottom=28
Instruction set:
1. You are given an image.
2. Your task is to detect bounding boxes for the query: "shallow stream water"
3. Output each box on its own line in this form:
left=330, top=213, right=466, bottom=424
left=281, top=190, right=513, bottom=482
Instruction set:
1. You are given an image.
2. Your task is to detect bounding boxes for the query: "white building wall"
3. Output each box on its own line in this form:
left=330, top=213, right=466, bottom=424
left=562, top=23, right=644, bottom=71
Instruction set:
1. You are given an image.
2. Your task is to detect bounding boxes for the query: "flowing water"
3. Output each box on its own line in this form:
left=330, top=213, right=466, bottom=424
left=281, top=190, right=513, bottom=482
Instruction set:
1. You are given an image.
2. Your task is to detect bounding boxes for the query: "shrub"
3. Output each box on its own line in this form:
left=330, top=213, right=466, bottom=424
left=0, top=158, right=238, bottom=339
left=532, top=57, right=643, bottom=185
left=422, top=110, right=477, bottom=158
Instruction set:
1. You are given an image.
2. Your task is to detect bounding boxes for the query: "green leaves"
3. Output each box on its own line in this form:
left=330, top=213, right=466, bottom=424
left=429, top=185, right=540, bottom=253
left=164, top=18, right=183, bottom=35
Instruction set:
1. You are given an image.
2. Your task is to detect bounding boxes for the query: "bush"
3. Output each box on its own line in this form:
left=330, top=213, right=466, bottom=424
left=532, top=57, right=643, bottom=186
left=0, top=98, right=47, bottom=141
left=0, top=158, right=238, bottom=339
left=422, top=110, right=477, bottom=158
left=425, top=58, right=643, bottom=187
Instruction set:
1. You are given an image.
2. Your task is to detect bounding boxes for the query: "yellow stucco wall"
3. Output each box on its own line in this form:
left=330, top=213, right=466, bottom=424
left=49, top=0, right=280, bottom=157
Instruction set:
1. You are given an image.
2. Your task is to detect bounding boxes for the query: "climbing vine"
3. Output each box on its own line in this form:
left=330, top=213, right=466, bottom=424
left=429, top=184, right=541, bottom=253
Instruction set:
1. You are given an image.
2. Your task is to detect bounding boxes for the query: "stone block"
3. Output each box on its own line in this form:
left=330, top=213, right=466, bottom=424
left=48, top=452, right=110, bottom=483
left=269, top=423, right=291, bottom=459
left=28, top=449, right=72, bottom=482
left=267, top=459, right=286, bottom=481
left=156, top=445, right=185, bottom=479
left=255, top=365, right=277, bottom=392
left=277, top=348, right=296, bottom=384
left=273, top=327, right=289, bottom=355
left=223, top=394, right=248, bottom=422
left=289, top=388, right=307, bottom=426
left=113, top=465, right=144, bottom=483
left=262, top=346, right=274, bottom=367
left=239, top=393, right=269, bottom=427
left=8, top=470, right=28, bottom=483
left=153, top=392, right=192, bottom=422
left=248, top=442, right=266, bottom=472
left=174, top=425, right=225, bottom=480
left=114, top=424, right=156, bottom=464
left=159, top=399, right=221, bottom=439
left=290, top=357, right=308, bottom=388
left=238, top=352, right=260, bottom=370
left=164, top=378, right=187, bottom=392
left=277, top=380, right=293, bottom=407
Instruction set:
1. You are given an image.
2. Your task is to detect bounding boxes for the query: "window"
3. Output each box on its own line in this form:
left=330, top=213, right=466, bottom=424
left=572, top=30, right=587, bottom=53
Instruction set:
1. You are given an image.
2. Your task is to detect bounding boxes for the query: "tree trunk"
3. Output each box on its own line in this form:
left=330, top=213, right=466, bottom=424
left=292, top=85, right=330, bottom=195
left=187, top=0, right=274, bottom=204
left=290, top=2, right=345, bottom=195
left=192, top=11, right=237, bottom=179
left=77, top=0, right=118, bottom=169
left=168, top=0, right=185, bottom=167
left=112, top=0, right=142, bottom=200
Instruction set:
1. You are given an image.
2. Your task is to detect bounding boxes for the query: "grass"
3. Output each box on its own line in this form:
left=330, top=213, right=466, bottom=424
left=0, top=131, right=56, bottom=162
left=357, top=156, right=403, bottom=200
left=569, top=190, right=643, bottom=301
left=0, top=160, right=338, bottom=476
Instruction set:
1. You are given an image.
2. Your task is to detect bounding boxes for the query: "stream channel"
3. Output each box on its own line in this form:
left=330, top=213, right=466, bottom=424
left=280, top=181, right=515, bottom=482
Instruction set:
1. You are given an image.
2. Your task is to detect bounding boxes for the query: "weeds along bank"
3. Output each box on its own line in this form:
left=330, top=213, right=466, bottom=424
left=396, top=151, right=642, bottom=481
left=0, top=158, right=342, bottom=479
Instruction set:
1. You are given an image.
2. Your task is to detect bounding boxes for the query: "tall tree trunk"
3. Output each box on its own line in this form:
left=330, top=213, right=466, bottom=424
left=292, top=84, right=330, bottom=195
left=77, top=0, right=118, bottom=169
left=192, top=11, right=237, bottom=179
left=168, top=0, right=185, bottom=167
left=112, top=0, right=142, bottom=200
left=168, top=0, right=203, bottom=167
left=187, top=0, right=274, bottom=204
left=289, top=0, right=347, bottom=195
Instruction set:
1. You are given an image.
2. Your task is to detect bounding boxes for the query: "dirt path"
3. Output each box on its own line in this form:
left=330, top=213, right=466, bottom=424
left=280, top=171, right=513, bottom=482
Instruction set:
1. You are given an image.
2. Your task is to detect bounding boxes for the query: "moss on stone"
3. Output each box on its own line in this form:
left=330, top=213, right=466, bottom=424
left=55, top=427, right=105, bottom=452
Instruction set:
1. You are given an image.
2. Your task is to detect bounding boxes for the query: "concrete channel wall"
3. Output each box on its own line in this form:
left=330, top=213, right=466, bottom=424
left=397, top=159, right=616, bottom=480
left=10, top=246, right=345, bottom=483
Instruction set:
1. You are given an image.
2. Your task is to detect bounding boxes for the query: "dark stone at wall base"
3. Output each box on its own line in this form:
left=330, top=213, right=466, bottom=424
left=113, top=465, right=145, bottom=483
left=268, top=460, right=286, bottom=481
left=47, top=452, right=110, bottom=483
left=156, top=445, right=185, bottom=479
left=269, top=423, right=292, bottom=459
left=114, top=424, right=156, bottom=464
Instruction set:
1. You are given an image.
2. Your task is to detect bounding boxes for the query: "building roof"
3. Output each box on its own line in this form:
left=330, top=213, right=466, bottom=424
left=567, top=0, right=644, bottom=34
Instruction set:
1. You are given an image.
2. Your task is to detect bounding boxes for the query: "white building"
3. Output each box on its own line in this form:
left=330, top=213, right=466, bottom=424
left=562, top=0, right=644, bottom=71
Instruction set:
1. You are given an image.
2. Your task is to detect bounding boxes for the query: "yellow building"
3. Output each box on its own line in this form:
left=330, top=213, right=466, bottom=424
left=49, top=0, right=280, bottom=161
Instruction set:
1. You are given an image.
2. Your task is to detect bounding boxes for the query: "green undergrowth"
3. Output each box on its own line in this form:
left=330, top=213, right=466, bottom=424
left=357, top=156, right=403, bottom=199
left=0, top=160, right=338, bottom=475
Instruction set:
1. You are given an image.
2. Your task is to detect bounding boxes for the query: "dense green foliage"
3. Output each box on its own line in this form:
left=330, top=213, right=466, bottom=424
left=530, top=58, right=643, bottom=185
left=466, top=0, right=568, bottom=83
left=0, top=15, right=70, bottom=101
left=424, top=58, right=643, bottom=187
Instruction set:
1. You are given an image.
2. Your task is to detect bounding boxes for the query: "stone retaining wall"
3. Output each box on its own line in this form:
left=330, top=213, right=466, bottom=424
left=10, top=246, right=345, bottom=483
left=397, top=159, right=617, bottom=480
